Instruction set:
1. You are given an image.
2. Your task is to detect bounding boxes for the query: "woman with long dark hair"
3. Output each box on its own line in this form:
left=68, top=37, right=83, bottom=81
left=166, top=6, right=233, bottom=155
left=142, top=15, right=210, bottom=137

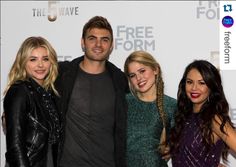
left=170, top=60, right=236, bottom=167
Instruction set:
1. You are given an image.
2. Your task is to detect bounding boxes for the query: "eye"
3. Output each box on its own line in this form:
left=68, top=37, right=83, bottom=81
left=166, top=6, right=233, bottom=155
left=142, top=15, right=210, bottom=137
left=29, top=58, right=36, bottom=62
left=139, top=69, right=146, bottom=74
left=87, top=36, right=96, bottom=41
left=43, top=57, right=49, bottom=61
left=199, top=81, right=206, bottom=85
left=186, top=80, right=192, bottom=84
left=102, top=37, right=110, bottom=43
left=128, top=73, right=135, bottom=78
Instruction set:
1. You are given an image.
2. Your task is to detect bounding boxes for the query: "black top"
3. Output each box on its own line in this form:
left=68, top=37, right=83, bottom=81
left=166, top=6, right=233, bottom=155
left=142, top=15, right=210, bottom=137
left=60, top=67, right=115, bottom=167
left=55, top=56, right=129, bottom=167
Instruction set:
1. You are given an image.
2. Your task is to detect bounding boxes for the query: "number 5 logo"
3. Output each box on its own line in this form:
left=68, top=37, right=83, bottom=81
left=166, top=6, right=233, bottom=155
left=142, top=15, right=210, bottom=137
left=48, top=1, right=57, bottom=22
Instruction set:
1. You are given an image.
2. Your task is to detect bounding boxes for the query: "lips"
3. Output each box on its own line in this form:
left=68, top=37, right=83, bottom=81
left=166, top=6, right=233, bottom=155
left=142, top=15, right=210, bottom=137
left=138, top=81, right=146, bottom=88
left=35, top=70, right=46, bottom=74
left=93, top=48, right=103, bottom=53
left=190, top=93, right=201, bottom=98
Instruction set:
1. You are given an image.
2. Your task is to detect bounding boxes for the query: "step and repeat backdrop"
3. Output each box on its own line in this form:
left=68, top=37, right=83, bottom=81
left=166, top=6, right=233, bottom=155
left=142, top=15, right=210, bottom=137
left=1, top=1, right=235, bottom=166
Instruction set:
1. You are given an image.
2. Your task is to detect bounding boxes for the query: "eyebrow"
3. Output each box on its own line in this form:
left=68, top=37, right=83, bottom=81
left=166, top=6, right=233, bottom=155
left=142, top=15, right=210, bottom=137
left=29, top=55, right=49, bottom=58
left=128, top=67, right=145, bottom=75
left=87, top=35, right=111, bottom=40
left=186, top=78, right=204, bottom=81
left=137, top=67, right=145, bottom=72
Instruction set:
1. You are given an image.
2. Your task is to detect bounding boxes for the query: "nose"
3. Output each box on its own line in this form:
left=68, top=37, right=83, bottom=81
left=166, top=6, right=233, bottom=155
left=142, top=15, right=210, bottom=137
left=191, top=82, right=197, bottom=90
left=136, top=73, right=142, bottom=81
left=38, top=60, right=43, bottom=67
left=95, top=39, right=102, bottom=47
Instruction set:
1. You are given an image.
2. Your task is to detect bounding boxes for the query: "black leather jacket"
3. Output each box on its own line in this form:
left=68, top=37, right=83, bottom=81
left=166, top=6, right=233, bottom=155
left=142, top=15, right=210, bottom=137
left=4, top=79, right=58, bottom=167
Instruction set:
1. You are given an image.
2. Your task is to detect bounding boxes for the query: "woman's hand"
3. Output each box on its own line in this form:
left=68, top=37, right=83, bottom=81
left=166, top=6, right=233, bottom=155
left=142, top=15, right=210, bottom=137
left=161, top=145, right=171, bottom=161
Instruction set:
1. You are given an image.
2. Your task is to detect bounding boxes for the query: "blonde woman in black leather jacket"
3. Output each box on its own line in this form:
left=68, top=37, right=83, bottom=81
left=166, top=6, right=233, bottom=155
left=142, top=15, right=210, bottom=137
left=3, top=36, right=61, bottom=167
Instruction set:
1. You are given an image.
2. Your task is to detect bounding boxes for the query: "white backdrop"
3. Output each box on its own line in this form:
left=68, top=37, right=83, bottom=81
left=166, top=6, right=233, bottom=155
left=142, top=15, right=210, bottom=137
left=1, top=1, right=236, bottom=166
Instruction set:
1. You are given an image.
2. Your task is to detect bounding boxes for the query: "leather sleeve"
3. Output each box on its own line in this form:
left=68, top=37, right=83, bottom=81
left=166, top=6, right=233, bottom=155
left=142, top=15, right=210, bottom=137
left=4, top=84, right=30, bottom=167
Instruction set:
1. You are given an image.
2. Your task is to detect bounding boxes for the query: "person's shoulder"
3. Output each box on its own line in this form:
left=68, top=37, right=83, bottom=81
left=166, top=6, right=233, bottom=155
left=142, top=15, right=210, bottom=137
left=4, top=81, right=29, bottom=101
left=8, top=80, right=28, bottom=91
left=163, top=95, right=177, bottom=117
left=164, top=94, right=177, bottom=106
left=126, top=92, right=133, bottom=99
left=125, top=93, right=137, bottom=104
left=58, top=56, right=83, bottom=70
left=106, top=61, right=123, bottom=72
left=3, top=81, right=31, bottom=118
left=107, top=61, right=127, bottom=82
left=164, top=94, right=176, bottom=101
left=106, top=61, right=129, bottom=90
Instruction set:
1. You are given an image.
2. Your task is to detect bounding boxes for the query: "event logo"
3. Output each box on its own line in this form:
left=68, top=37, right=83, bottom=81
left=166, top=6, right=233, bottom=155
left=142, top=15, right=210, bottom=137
left=220, top=1, right=235, bottom=70
left=223, top=31, right=231, bottom=64
left=57, top=55, right=72, bottom=61
left=196, top=0, right=220, bottom=19
left=32, top=1, right=79, bottom=22
left=222, top=16, right=234, bottom=28
left=115, top=25, right=156, bottom=51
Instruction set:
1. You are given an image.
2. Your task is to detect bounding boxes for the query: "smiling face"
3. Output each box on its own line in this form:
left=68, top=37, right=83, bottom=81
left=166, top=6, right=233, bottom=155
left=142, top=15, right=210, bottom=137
left=185, top=68, right=210, bottom=113
left=25, top=47, right=51, bottom=85
left=127, top=61, right=158, bottom=99
left=81, top=28, right=113, bottom=62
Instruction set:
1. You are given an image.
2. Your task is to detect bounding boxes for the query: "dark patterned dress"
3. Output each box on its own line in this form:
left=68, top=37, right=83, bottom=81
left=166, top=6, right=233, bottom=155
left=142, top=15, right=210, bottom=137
left=172, top=113, right=224, bottom=167
left=126, top=93, right=176, bottom=167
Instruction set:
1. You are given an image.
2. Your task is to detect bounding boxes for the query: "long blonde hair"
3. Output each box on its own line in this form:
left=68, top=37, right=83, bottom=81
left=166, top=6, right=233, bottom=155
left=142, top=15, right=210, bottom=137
left=4, top=36, right=59, bottom=95
left=124, top=50, right=167, bottom=152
